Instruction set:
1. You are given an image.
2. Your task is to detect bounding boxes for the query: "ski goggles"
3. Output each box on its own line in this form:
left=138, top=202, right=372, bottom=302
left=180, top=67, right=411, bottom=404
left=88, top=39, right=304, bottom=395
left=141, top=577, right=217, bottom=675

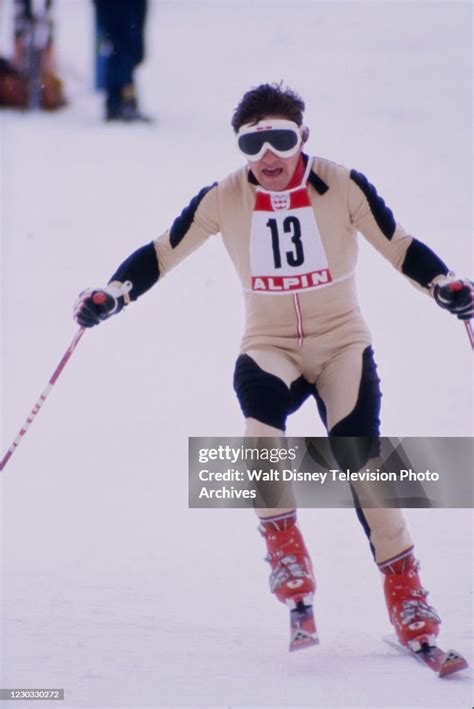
left=237, top=119, right=303, bottom=161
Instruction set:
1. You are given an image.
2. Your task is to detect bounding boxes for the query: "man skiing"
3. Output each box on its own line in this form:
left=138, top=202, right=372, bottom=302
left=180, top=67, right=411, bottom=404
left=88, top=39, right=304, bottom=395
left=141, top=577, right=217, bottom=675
left=74, top=83, right=472, bottom=661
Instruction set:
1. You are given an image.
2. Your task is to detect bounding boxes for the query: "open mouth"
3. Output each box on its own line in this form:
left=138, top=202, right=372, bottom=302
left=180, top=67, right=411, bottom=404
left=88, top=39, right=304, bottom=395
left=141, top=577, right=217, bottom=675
left=262, top=167, right=283, bottom=177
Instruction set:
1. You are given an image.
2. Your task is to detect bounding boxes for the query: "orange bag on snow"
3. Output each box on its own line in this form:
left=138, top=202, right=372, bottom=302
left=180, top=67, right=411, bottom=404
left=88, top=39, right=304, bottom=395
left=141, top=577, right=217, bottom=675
left=0, top=56, right=66, bottom=110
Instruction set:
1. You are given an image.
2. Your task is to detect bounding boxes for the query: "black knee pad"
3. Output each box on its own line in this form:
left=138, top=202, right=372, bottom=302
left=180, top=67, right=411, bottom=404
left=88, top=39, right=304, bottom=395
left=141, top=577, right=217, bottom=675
left=330, top=346, right=382, bottom=438
left=233, top=354, right=291, bottom=431
left=314, top=346, right=382, bottom=470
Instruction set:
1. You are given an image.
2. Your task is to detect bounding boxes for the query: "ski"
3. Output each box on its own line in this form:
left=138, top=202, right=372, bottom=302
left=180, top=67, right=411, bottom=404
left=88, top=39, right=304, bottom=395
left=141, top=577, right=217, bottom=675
left=383, top=634, right=469, bottom=677
left=288, top=596, right=319, bottom=652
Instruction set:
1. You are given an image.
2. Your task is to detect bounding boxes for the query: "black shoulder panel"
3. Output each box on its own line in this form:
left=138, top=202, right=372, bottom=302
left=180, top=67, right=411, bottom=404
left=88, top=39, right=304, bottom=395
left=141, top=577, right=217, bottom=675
left=170, top=182, right=218, bottom=249
left=308, top=171, right=329, bottom=195
left=109, top=242, right=159, bottom=301
left=401, top=238, right=448, bottom=288
left=350, top=169, right=396, bottom=239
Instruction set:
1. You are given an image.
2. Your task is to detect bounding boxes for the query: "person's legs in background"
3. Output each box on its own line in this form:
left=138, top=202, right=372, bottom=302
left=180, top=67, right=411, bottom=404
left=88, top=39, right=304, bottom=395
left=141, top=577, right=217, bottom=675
left=94, top=0, right=150, bottom=122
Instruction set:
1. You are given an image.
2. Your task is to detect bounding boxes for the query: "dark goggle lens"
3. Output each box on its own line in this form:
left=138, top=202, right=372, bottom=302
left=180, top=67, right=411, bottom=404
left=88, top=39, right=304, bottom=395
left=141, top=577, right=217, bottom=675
left=238, top=129, right=299, bottom=155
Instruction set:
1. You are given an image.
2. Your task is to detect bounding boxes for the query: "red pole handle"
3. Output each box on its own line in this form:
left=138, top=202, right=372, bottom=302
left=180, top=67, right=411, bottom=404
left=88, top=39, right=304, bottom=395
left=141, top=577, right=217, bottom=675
left=92, top=292, right=107, bottom=305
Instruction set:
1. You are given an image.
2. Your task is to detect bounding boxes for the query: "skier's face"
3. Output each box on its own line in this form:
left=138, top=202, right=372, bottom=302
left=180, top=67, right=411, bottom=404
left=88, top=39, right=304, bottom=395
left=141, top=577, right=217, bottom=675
left=243, top=115, right=305, bottom=191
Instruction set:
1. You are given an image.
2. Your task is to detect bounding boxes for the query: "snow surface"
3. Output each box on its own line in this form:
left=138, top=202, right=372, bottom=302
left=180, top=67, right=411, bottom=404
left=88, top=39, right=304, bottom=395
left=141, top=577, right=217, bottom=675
left=1, top=1, right=473, bottom=708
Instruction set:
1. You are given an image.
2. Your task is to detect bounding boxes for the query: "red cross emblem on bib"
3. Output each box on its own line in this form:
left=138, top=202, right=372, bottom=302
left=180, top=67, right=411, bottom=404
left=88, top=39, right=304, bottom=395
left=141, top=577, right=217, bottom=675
left=250, top=186, right=332, bottom=294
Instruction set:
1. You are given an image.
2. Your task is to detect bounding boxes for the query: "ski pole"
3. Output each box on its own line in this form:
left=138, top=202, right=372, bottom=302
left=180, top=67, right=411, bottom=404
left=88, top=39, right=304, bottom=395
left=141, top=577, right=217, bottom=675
left=0, top=326, right=85, bottom=472
left=0, top=282, right=132, bottom=472
left=465, top=320, right=474, bottom=350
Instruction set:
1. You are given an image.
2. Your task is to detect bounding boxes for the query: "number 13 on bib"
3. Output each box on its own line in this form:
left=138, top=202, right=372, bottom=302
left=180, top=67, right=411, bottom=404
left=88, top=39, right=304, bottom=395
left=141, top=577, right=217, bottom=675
left=250, top=188, right=332, bottom=294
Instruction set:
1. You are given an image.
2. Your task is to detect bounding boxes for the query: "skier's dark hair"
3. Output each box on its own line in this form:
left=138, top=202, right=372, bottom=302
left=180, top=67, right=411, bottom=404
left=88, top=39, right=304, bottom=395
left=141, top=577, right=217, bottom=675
left=231, top=83, right=305, bottom=133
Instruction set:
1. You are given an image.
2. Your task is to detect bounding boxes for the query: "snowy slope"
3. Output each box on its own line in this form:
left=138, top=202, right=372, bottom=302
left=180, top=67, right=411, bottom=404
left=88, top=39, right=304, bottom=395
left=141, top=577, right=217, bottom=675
left=1, top=1, right=473, bottom=708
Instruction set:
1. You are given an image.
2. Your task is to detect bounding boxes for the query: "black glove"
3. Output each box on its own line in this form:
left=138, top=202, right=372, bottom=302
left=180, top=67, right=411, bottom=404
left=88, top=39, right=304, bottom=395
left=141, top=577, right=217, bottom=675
left=73, top=282, right=131, bottom=328
left=434, top=278, right=473, bottom=321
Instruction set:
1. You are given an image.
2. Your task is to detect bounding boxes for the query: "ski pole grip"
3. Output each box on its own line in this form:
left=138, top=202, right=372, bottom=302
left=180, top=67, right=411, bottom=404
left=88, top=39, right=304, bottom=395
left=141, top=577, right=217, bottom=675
left=90, top=281, right=133, bottom=308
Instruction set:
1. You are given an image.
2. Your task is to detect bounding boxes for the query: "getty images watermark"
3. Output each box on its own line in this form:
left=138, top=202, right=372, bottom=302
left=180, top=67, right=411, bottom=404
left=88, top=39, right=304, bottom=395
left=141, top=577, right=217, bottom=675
left=188, top=437, right=473, bottom=509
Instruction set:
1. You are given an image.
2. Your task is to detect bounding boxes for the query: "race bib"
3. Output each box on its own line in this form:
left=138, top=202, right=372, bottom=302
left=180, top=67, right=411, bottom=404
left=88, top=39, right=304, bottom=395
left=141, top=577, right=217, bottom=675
left=250, top=186, right=332, bottom=294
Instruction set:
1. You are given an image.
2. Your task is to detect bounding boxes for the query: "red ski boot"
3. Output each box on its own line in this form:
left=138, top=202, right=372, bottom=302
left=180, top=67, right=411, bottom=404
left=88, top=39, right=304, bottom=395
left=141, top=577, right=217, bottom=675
left=259, top=511, right=315, bottom=606
left=380, top=548, right=441, bottom=652
left=259, top=511, right=317, bottom=651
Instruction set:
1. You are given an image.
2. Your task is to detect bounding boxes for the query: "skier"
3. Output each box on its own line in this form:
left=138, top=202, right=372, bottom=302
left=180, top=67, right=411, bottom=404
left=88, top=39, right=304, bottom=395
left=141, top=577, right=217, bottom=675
left=74, top=83, right=473, bottom=656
